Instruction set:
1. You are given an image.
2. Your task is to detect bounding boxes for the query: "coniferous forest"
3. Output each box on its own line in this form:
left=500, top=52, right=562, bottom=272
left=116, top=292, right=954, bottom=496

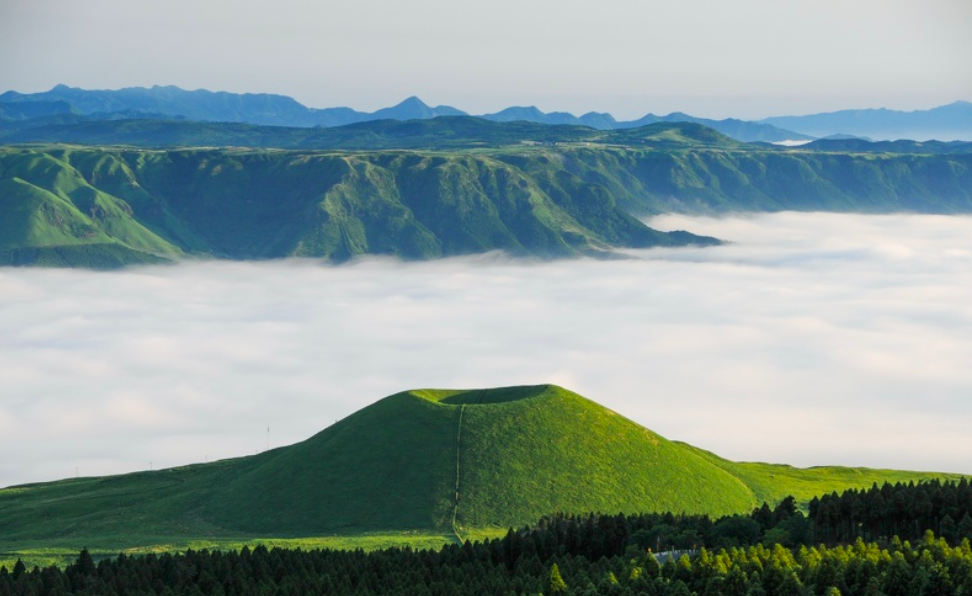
left=3, top=480, right=972, bottom=596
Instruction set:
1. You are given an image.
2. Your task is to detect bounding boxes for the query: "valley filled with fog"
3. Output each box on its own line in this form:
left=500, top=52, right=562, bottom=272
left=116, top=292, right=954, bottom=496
left=2, top=212, right=970, bottom=488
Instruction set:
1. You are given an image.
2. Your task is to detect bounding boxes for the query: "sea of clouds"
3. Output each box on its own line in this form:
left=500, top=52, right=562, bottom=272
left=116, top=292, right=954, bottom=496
left=2, top=212, right=971, bottom=488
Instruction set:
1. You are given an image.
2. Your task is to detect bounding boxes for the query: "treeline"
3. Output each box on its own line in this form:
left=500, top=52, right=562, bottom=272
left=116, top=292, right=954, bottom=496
left=509, top=502, right=807, bottom=562
left=811, top=479, right=972, bottom=544
left=2, top=480, right=971, bottom=596
left=2, top=534, right=971, bottom=596
left=517, top=479, right=972, bottom=557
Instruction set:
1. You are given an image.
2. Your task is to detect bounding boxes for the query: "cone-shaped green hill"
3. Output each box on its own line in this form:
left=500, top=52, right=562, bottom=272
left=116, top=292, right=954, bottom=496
left=204, top=385, right=756, bottom=535
left=0, top=385, right=963, bottom=552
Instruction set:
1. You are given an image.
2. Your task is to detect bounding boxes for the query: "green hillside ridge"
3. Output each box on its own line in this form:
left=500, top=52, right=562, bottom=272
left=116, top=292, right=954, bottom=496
left=495, top=146, right=972, bottom=214
left=0, top=117, right=747, bottom=151
left=0, top=145, right=719, bottom=267
left=1, top=134, right=971, bottom=268
left=0, top=149, right=182, bottom=267
left=675, top=442, right=960, bottom=507
left=0, top=385, right=963, bottom=558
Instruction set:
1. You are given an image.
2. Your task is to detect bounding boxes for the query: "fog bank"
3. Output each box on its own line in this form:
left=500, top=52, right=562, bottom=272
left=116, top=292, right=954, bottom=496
left=2, top=212, right=971, bottom=488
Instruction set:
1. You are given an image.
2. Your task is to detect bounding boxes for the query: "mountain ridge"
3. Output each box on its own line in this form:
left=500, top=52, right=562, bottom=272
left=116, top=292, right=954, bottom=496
left=3, top=138, right=972, bottom=269
left=0, top=85, right=811, bottom=142
left=760, top=101, right=972, bottom=141
left=7, top=85, right=971, bottom=142
left=0, top=116, right=752, bottom=150
left=0, top=144, right=724, bottom=268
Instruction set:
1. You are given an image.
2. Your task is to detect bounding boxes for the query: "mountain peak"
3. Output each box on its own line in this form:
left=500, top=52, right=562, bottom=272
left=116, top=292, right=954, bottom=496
left=396, top=96, right=429, bottom=108
left=370, top=96, right=466, bottom=120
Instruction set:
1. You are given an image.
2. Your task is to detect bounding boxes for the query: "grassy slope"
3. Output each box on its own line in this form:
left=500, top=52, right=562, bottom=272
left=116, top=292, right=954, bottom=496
left=203, top=392, right=458, bottom=535
left=676, top=443, right=967, bottom=507
left=0, top=385, right=964, bottom=561
left=0, top=148, right=181, bottom=267
left=436, top=386, right=756, bottom=533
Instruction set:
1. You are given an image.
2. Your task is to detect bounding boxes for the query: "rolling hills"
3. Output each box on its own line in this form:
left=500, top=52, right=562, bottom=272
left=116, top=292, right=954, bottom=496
left=0, top=384, right=964, bottom=557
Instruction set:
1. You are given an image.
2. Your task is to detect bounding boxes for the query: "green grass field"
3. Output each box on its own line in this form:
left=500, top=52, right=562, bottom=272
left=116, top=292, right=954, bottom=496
left=0, top=533, right=468, bottom=571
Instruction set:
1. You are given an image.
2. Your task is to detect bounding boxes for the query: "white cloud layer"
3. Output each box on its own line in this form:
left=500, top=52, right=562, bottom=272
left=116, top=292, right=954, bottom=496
left=2, top=212, right=971, bottom=488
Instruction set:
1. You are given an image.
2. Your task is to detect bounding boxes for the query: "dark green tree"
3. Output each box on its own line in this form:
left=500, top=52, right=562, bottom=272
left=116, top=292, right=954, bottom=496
left=940, top=514, right=958, bottom=543
left=11, top=560, right=26, bottom=580
left=958, top=513, right=972, bottom=540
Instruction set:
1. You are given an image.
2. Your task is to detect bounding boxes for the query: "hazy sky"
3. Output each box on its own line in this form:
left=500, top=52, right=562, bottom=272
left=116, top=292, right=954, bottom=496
left=2, top=213, right=971, bottom=489
left=1, top=0, right=970, bottom=119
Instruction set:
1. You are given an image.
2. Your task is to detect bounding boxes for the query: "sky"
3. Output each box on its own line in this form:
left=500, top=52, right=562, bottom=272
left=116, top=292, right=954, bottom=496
left=2, top=212, right=971, bottom=489
left=1, top=0, right=971, bottom=119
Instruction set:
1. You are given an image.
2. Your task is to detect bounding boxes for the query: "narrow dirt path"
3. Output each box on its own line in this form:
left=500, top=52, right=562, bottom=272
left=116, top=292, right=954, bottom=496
left=451, top=404, right=466, bottom=544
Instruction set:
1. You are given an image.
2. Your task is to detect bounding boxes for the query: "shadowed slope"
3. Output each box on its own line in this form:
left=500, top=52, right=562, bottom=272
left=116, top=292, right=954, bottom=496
left=205, top=391, right=458, bottom=534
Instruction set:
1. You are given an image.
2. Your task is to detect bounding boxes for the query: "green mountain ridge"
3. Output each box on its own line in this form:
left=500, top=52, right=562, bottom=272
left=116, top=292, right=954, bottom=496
left=1, top=142, right=725, bottom=267
left=0, top=384, right=964, bottom=555
left=2, top=128, right=971, bottom=268
left=0, top=117, right=745, bottom=150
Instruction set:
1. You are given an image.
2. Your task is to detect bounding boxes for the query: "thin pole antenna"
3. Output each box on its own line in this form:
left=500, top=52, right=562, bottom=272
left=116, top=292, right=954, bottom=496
left=267, top=425, right=270, bottom=452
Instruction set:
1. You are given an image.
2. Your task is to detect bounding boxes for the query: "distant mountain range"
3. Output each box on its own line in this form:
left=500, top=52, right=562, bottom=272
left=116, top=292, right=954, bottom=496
left=759, top=101, right=972, bottom=142
left=483, top=106, right=807, bottom=143
left=4, top=85, right=970, bottom=142
left=0, top=84, right=810, bottom=142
